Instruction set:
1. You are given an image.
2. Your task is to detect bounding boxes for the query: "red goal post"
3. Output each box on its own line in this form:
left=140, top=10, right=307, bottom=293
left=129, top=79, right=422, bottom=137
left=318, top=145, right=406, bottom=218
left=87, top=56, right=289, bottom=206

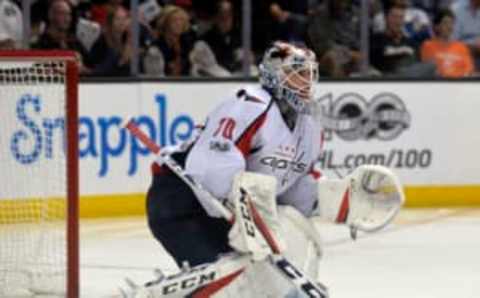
left=0, top=50, right=79, bottom=297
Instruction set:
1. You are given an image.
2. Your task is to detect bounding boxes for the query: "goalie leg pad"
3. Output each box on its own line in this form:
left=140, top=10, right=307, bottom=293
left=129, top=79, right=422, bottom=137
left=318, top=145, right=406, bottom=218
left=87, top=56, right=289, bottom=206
left=123, top=204, right=328, bottom=298
left=227, top=172, right=286, bottom=260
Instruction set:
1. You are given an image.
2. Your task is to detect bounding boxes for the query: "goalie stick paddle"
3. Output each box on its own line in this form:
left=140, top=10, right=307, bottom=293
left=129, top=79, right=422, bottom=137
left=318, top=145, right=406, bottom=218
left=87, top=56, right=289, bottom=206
left=124, top=119, right=329, bottom=298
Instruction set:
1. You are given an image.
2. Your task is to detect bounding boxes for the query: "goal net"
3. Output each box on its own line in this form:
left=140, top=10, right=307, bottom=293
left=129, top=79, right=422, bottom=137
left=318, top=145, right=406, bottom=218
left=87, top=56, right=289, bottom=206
left=0, top=51, right=79, bottom=297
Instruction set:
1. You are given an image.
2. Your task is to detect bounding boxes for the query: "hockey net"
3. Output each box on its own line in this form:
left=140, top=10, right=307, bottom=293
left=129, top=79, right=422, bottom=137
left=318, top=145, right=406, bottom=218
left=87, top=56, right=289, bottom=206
left=0, top=51, right=79, bottom=297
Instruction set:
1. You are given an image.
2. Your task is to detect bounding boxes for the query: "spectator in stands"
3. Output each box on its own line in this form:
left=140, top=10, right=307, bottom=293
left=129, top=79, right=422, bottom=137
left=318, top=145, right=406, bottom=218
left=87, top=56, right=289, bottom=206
left=139, top=0, right=162, bottom=27
left=249, top=0, right=312, bottom=60
left=30, top=0, right=50, bottom=44
left=0, top=0, right=22, bottom=49
left=373, top=0, right=433, bottom=47
left=190, top=0, right=254, bottom=76
left=88, top=6, right=133, bottom=76
left=90, top=0, right=125, bottom=26
left=250, top=1, right=274, bottom=58
left=370, top=0, right=385, bottom=18
left=410, top=0, right=455, bottom=17
left=147, top=5, right=195, bottom=76
left=187, top=0, right=217, bottom=36
left=307, top=0, right=363, bottom=77
left=421, top=9, right=474, bottom=77
left=451, top=0, right=480, bottom=69
left=370, top=4, right=436, bottom=77
left=268, top=0, right=309, bottom=44
left=30, top=0, right=103, bottom=52
left=32, top=0, right=91, bottom=74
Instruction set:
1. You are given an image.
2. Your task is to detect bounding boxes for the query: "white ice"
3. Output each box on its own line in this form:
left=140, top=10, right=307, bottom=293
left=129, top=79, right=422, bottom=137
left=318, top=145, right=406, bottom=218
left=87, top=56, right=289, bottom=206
left=81, top=209, right=480, bottom=298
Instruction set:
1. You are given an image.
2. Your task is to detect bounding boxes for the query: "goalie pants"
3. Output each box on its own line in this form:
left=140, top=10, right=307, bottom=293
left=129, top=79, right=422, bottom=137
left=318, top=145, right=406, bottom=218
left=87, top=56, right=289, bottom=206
left=146, top=167, right=232, bottom=267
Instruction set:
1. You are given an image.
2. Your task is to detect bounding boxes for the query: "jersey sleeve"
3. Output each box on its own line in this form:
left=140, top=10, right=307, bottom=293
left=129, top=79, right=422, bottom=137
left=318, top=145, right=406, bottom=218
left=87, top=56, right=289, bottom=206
left=185, top=87, right=272, bottom=199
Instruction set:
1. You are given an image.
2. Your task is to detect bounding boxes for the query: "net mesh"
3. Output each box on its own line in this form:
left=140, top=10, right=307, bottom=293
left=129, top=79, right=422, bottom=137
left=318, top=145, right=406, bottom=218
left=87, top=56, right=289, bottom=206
left=0, top=59, right=68, bottom=296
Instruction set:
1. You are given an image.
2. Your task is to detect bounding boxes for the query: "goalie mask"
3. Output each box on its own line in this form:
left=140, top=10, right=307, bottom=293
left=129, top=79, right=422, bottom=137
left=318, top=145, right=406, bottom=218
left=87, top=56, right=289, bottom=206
left=260, top=41, right=319, bottom=114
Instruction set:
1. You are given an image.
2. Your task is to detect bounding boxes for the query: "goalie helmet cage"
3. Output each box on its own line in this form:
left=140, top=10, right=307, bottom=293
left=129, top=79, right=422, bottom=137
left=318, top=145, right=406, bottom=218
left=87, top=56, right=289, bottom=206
left=0, top=51, right=79, bottom=297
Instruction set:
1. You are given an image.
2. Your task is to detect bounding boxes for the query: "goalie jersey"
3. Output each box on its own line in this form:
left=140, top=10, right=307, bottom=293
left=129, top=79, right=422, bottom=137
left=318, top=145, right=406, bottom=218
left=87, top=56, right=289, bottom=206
left=185, top=85, right=323, bottom=216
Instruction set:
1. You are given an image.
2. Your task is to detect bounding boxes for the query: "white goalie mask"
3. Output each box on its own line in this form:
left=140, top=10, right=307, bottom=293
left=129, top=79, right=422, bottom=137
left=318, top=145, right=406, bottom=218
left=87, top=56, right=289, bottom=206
left=259, top=41, right=319, bottom=114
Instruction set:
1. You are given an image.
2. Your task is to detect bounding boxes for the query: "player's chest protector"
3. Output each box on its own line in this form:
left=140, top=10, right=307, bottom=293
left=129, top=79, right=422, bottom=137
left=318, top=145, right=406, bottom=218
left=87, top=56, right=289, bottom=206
left=246, top=108, right=321, bottom=195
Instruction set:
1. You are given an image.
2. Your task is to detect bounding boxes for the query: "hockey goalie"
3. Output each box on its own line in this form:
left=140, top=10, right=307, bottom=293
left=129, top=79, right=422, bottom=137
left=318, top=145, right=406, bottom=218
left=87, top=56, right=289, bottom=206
left=121, top=41, right=405, bottom=297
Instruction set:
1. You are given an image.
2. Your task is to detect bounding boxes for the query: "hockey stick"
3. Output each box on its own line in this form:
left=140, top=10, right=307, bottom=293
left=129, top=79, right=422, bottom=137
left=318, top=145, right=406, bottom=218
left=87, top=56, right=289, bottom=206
left=125, top=119, right=329, bottom=298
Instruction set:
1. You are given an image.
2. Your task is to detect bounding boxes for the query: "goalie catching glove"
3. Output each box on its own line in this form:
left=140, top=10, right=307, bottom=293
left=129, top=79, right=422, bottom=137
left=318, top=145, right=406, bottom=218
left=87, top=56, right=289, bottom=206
left=315, top=165, right=405, bottom=233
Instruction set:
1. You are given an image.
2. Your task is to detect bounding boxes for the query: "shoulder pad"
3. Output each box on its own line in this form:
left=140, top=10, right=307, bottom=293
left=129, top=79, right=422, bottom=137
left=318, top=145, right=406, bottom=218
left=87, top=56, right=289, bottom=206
left=235, top=86, right=273, bottom=106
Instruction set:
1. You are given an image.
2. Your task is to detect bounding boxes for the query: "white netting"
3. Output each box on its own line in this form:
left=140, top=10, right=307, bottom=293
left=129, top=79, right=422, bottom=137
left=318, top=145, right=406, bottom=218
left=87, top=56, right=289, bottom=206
left=0, top=59, right=69, bottom=297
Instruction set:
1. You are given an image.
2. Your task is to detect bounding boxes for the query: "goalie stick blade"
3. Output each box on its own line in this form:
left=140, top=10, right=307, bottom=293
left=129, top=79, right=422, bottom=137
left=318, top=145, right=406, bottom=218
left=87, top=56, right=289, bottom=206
left=270, top=255, right=329, bottom=298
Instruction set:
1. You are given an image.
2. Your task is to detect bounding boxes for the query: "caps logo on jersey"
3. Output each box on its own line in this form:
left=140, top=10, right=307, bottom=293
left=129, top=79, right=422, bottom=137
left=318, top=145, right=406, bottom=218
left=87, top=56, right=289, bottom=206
left=260, top=156, right=307, bottom=173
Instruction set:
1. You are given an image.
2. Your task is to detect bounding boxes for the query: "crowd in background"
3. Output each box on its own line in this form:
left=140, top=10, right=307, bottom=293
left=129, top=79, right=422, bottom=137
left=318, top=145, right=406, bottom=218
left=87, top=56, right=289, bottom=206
left=0, top=0, right=479, bottom=78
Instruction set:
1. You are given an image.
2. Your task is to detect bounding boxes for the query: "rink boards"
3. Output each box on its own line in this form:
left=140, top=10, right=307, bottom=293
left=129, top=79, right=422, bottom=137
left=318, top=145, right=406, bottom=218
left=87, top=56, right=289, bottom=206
left=2, top=81, right=480, bottom=217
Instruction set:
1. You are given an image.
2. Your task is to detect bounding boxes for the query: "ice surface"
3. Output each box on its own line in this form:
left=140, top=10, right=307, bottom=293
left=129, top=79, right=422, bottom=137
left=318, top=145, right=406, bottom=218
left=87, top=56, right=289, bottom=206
left=81, top=209, right=480, bottom=298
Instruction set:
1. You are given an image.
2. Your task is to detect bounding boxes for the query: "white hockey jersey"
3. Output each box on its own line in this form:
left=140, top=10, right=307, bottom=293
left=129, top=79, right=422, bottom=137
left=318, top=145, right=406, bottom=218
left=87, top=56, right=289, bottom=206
left=185, top=85, right=323, bottom=216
